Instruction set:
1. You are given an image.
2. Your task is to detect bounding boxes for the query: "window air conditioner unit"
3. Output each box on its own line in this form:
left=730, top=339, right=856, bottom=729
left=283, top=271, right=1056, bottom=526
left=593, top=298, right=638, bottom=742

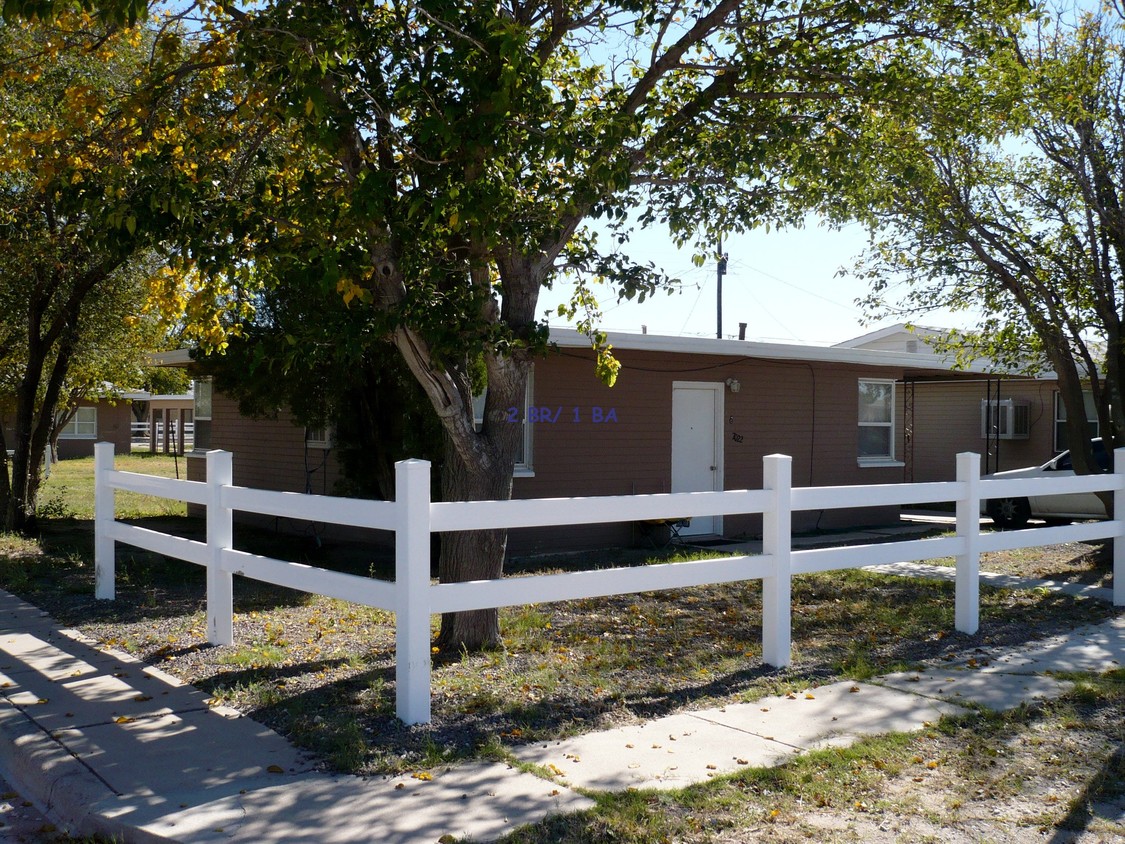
left=981, top=399, right=1030, bottom=440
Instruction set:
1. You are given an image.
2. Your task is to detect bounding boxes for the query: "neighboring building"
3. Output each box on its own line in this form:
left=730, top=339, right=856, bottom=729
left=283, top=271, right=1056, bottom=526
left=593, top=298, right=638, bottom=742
left=132, top=390, right=196, bottom=455
left=176, top=326, right=1068, bottom=553
left=54, top=398, right=134, bottom=459
left=836, top=324, right=1093, bottom=477
left=2, top=390, right=197, bottom=461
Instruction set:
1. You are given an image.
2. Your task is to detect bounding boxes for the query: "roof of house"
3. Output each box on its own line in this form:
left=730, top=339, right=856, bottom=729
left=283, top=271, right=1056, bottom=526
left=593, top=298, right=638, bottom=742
left=832, top=323, right=945, bottom=350
left=549, top=327, right=1011, bottom=375
left=153, top=325, right=1041, bottom=379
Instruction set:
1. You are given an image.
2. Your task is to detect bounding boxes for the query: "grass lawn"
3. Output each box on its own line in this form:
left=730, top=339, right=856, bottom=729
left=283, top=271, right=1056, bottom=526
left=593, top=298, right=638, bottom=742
left=38, top=452, right=189, bottom=520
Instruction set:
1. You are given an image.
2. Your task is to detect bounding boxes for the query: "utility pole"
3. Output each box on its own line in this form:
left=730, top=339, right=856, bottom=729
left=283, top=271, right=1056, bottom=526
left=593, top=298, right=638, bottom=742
left=716, top=235, right=728, bottom=340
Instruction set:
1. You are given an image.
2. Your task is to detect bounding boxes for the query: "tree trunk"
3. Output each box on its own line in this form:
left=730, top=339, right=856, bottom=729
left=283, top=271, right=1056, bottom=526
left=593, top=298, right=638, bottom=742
left=432, top=356, right=528, bottom=653
left=6, top=322, right=78, bottom=533
left=433, top=429, right=513, bottom=651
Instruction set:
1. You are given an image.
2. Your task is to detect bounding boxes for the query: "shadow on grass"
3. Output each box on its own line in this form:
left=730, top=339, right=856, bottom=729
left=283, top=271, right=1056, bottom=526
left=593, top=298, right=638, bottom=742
left=6, top=515, right=395, bottom=626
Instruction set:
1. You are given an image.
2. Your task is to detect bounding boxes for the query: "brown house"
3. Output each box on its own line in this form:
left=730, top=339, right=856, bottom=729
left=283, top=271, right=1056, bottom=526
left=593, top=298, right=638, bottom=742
left=53, top=398, right=134, bottom=459
left=181, top=326, right=1069, bottom=553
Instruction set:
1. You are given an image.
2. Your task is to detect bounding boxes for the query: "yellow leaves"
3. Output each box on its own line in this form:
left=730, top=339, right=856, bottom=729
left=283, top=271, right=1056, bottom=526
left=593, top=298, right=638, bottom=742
left=336, top=277, right=371, bottom=307
left=594, top=345, right=620, bottom=387
left=411, top=771, right=433, bottom=781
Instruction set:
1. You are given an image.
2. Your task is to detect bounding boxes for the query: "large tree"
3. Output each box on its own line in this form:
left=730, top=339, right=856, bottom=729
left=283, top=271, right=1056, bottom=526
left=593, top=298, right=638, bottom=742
left=8, top=0, right=1029, bottom=649
left=0, top=8, right=261, bottom=531
left=221, top=0, right=1037, bottom=651
left=0, top=14, right=166, bottom=530
left=848, top=4, right=1125, bottom=477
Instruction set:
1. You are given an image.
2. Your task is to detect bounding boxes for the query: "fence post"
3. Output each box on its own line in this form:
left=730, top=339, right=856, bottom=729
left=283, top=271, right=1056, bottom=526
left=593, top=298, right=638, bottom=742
left=206, top=450, right=234, bottom=646
left=955, top=452, right=981, bottom=634
left=762, top=454, right=793, bottom=667
left=1115, top=448, right=1125, bottom=607
left=395, top=459, right=432, bottom=725
left=94, top=443, right=115, bottom=600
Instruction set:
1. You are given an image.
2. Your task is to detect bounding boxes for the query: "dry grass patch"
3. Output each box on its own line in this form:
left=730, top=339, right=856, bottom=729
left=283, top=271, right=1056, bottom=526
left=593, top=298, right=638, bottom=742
left=2, top=525, right=1115, bottom=778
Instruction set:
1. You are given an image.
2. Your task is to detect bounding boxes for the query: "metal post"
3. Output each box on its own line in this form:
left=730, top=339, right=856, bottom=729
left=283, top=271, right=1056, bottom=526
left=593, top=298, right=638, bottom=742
left=1115, top=448, right=1125, bottom=607
left=761, top=453, right=793, bottom=667
left=955, top=452, right=981, bottom=634
left=94, top=443, right=115, bottom=600
left=395, top=459, right=433, bottom=725
left=715, top=235, right=727, bottom=340
left=206, top=450, right=234, bottom=645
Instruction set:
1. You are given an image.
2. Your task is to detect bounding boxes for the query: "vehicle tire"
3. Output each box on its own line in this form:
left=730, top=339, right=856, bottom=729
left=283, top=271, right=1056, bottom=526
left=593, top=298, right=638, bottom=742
left=987, top=497, right=1031, bottom=529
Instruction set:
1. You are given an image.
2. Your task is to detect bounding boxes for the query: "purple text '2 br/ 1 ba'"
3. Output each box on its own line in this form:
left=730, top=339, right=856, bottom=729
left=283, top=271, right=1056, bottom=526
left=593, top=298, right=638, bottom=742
left=506, top=407, right=618, bottom=423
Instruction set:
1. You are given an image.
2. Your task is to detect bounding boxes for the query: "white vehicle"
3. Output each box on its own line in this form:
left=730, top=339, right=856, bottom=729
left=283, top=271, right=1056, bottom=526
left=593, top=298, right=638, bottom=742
left=985, top=439, right=1111, bottom=528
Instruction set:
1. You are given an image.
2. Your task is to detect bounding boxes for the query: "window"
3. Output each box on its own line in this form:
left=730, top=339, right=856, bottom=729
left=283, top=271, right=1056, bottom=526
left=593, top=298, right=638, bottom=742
left=473, top=370, right=534, bottom=475
left=858, top=379, right=896, bottom=463
left=59, top=406, right=97, bottom=439
left=194, top=378, right=213, bottom=421
left=306, top=425, right=332, bottom=448
left=1054, top=391, right=1099, bottom=452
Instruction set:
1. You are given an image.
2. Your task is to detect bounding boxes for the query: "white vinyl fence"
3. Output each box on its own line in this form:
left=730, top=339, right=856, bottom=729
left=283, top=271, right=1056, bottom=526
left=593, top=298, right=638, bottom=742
left=93, top=443, right=1125, bottom=725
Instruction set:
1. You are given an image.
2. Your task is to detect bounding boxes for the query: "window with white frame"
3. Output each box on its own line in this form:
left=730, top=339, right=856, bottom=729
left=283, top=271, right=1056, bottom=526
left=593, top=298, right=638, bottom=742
left=857, top=379, right=896, bottom=462
left=194, top=378, right=213, bottom=420
left=473, top=370, right=533, bottom=474
left=1054, top=391, right=1100, bottom=452
left=59, top=406, right=97, bottom=439
left=306, top=424, right=333, bottom=448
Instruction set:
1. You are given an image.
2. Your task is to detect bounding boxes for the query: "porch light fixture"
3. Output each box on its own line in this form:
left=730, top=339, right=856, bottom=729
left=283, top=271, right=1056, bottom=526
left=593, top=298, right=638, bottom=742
left=725, top=378, right=741, bottom=393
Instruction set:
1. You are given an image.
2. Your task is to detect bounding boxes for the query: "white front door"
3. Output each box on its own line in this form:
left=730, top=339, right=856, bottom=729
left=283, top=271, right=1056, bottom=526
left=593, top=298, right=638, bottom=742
left=671, top=381, right=724, bottom=536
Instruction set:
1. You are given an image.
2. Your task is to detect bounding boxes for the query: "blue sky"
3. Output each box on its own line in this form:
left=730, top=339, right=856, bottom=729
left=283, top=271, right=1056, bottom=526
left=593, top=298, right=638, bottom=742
left=538, top=218, right=973, bottom=347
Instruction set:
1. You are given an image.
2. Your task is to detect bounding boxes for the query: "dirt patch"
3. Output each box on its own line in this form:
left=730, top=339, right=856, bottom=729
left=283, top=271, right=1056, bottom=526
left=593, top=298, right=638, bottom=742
left=980, top=538, right=1113, bottom=588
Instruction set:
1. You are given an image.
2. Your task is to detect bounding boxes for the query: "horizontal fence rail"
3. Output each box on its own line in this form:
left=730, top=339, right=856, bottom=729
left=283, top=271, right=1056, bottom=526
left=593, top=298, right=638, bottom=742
left=93, top=444, right=1125, bottom=725
left=223, top=485, right=399, bottom=532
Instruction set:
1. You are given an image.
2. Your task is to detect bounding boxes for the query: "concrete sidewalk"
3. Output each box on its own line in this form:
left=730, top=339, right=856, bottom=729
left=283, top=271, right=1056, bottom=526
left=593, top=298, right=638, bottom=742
left=0, top=591, right=592, bottom=843
left=0, top=584, right=1121, bottom=842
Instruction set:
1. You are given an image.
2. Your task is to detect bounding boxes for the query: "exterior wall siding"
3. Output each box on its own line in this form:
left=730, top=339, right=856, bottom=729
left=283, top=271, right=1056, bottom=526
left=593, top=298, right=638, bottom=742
left=186, top=394, right=344, bottom=531
left=510, top=348, right=910, bottom=551
left=906, top=379, right=1057, bottom=483
left=55, top=400, right=133, bottom=459
left=192, top=345, right=1065, bottom=556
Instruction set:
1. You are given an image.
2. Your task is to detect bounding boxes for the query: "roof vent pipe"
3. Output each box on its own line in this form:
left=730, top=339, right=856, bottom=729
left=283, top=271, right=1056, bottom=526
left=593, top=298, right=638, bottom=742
left=738, top=322, right=747, bottom=341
